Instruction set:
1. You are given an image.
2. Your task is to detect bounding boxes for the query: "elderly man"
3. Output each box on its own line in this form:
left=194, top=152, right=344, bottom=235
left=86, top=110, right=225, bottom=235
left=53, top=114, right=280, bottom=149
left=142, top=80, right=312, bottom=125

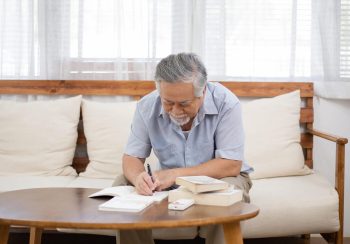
left=119, top=53, right=253, bottom=244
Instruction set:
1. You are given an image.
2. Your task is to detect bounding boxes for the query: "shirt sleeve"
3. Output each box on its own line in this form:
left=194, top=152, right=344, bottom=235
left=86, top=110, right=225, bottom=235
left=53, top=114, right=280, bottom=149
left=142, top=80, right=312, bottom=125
left=124, top=103, right=152, bottom=159
left=214, top=102, right=245, bottom=161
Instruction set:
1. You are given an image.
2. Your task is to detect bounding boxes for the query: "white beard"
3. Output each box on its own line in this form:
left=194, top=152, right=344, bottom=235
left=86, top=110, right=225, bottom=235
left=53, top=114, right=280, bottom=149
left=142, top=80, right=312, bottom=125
left=169, top=113, right=191, bottom=126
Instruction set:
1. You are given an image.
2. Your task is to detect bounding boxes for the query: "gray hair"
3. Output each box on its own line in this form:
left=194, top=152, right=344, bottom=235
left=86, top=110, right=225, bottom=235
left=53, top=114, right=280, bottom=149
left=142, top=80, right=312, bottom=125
left=154, top=53, right=207, bottom=97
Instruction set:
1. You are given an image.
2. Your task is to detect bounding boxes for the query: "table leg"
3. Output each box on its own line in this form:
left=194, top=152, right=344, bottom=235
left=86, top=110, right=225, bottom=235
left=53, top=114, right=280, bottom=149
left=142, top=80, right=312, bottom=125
left=0, top=225, right=9, bottom=244
left=223, top=222, right=243, bottom=244
left=29, top=227, right=42, bottom=244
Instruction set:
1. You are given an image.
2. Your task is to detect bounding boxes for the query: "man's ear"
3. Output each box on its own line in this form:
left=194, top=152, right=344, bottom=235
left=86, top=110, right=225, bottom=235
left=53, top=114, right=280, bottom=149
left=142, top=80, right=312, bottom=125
left=199, top=86, right=206, bottom=100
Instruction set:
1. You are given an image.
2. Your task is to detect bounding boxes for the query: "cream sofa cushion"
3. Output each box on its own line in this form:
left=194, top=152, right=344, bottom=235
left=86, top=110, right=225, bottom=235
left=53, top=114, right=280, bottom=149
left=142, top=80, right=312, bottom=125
left=80, top=100, right=137, bottom=179
left=241, top=173, right=339, bottom=237
left=242, top=90, right=311, bottom=179
left=199, top=173, right=339, bottom=238
left=0, top=96, right=81, bottom=176
left=67, top=176, right=114, bottom=189
left=0, top=176, right=76, bottom=193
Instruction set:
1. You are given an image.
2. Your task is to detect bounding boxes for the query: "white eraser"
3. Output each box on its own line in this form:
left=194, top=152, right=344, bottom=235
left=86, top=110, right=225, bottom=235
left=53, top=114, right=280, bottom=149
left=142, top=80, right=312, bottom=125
left=168, top=198, right=195, bottom=211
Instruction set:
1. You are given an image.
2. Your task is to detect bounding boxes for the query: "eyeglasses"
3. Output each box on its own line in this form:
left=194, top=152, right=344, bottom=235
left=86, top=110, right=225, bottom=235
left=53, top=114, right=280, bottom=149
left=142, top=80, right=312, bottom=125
left=161, top=97, right=198, bottom=108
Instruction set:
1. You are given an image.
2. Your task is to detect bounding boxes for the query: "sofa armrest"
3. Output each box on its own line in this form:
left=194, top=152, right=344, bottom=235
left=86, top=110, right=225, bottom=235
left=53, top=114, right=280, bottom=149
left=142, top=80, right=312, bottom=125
left=307, top=128, right=348, bottom=191
left=307, top=128, right=348, bottom=187
left=307, top=128, right=348, bottom=145
left=307, top=128, right=348, bottom=243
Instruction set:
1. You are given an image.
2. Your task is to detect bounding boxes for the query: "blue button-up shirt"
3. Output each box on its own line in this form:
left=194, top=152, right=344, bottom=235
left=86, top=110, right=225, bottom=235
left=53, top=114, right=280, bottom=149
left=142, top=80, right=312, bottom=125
left=125, top=82, right=253, bottom=173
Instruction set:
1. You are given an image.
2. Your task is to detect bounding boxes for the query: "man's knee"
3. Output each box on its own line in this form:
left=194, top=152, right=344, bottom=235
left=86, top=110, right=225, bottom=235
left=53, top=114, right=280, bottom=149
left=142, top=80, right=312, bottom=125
left=220, top=172, right=252, bottom=203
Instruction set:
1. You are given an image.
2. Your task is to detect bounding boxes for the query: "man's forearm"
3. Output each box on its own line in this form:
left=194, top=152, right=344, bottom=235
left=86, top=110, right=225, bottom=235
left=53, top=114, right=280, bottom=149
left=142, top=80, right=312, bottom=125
left=122, top=154, right=146, bottom=186
left=150, top=158, right=242, bottom=191
left=175, top=158, right=242, bottom=179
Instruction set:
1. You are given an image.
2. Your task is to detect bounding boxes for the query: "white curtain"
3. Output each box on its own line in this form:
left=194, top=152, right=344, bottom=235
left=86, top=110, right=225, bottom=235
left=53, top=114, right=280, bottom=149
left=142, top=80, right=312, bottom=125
left=0, top=0, right=349, bottom=96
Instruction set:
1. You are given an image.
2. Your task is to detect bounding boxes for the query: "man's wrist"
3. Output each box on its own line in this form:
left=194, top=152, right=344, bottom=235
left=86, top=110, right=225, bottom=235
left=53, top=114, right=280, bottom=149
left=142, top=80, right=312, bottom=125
left=172, top=167, right=184, bottom=179
left=128, top=170, right=143, bottom=186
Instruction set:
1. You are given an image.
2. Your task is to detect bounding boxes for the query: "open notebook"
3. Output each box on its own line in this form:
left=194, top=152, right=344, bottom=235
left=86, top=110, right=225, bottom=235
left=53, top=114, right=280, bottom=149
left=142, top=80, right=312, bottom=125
left=89, top=186, right=168, bottom=212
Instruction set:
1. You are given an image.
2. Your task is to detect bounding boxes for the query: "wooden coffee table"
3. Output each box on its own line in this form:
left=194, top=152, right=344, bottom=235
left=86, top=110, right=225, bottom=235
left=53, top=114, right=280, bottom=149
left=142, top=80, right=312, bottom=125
left=0, top=188, right=259, bottom=244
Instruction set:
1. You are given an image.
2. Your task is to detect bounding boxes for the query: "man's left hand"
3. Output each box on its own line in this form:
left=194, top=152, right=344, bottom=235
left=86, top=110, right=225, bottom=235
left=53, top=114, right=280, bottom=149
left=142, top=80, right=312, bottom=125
left=153, top=169, right=178, bottom=191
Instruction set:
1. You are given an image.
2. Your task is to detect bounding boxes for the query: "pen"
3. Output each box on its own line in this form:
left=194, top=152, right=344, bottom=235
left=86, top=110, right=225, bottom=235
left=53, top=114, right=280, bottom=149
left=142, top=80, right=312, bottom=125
left=146, top=163, right=154, bottom=183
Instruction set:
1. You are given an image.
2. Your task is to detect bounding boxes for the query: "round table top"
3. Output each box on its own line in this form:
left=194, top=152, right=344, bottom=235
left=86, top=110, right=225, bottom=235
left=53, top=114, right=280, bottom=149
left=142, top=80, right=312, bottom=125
left=0, top=188, right=259, bottom=230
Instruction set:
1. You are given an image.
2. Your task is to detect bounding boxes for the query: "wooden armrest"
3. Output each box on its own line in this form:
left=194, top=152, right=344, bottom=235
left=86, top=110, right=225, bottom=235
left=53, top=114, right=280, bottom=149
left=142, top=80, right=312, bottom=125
left=308, top=128, right=347, bottom=244
left=307, top=128, right=348, bottom=145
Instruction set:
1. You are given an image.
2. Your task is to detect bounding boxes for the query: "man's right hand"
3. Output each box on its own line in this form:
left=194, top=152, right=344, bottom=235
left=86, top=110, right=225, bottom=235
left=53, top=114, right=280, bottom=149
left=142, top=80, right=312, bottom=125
left=134, top=171, right=159, bottom=195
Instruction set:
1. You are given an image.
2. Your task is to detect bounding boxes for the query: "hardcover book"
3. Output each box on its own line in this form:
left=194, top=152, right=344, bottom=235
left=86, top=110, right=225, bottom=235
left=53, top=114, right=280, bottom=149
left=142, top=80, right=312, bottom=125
left=175, top=176, right=229, bottom=194
left=168, top=185, right=242, bottom=206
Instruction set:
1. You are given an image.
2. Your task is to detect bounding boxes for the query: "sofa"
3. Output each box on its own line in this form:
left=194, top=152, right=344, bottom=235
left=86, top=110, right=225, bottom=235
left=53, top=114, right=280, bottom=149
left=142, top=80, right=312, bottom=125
left=0, top=80, right=347, bottom=244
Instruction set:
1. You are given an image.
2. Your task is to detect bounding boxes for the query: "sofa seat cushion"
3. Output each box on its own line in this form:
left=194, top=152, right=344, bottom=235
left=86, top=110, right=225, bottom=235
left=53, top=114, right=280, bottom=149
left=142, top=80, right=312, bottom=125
left=0, top=176, right=76, bottom=193
left=65, top=176, right=114, bottom=189
left=241, top=173, right=339, bottom=238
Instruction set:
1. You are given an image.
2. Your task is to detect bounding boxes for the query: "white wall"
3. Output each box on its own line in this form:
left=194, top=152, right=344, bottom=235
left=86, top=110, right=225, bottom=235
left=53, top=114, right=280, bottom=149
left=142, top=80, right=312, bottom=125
left=313, top=97, right=350, bottom=236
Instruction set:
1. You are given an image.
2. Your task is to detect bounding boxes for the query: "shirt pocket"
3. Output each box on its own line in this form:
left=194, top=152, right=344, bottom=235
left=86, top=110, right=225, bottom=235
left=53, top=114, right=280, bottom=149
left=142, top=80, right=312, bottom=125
left=153, top=144, right=181, bottom=169
left=192, top=141, right=215, bottom=165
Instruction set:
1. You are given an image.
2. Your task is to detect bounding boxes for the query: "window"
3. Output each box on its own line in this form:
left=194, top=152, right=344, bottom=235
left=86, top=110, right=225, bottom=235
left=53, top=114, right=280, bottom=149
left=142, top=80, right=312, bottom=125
left=66, top=0, right=172, bottom=79
left=0, top=0, right=40, bottom=77
left=341, top=0, right=350, bottom=79
left=205, top=0, right=312, bottom=79
left=69, top=0, right=171, bottom=59
left=0, top=0, right=348, bottom=82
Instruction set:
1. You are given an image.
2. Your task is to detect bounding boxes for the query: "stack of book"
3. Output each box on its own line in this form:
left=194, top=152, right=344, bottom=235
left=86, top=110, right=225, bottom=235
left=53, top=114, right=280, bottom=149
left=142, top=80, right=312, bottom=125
left=169, top=176, right=243, bottom=206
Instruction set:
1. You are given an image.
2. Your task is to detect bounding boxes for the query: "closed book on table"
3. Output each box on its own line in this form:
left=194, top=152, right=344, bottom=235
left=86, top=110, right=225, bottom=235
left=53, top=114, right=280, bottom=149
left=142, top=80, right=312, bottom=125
left=168, top=186, right=242, bottom=206
left=175, top=176, right=229, bottom=194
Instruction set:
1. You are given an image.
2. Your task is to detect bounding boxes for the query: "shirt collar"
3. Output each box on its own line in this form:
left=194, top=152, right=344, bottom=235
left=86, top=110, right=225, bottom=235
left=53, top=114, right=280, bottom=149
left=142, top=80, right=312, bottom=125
left=201, top=86, right=218, bottom=115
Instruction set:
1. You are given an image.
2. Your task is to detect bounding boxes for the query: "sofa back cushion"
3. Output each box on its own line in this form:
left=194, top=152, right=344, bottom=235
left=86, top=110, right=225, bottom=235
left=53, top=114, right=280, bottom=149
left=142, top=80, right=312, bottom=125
left=79, top=99, right=137, bottom=179
left=0, top=96, right=81, bottom=176
left=242, top=90, right=311, bottom=179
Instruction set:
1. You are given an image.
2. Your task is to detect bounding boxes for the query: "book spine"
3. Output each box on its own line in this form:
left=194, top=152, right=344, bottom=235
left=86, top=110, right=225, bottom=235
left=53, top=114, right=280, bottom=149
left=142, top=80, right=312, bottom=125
left=169, top=190, right=241, bottom=206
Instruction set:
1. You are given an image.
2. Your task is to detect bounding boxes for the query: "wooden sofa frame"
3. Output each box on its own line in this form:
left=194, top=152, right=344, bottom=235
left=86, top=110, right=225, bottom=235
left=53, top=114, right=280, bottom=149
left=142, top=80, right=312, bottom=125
left=0, top=80, right=347, bottom=244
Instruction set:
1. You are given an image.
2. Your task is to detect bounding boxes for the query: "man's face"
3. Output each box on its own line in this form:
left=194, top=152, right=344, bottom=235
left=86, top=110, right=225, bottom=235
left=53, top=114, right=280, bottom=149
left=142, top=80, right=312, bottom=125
left=160, top=81, right=204, bottom=126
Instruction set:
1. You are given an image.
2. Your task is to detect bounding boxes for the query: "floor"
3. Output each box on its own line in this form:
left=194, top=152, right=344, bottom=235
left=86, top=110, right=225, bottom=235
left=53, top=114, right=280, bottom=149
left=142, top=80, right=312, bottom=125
left=7, top=232, right=350, bottom=244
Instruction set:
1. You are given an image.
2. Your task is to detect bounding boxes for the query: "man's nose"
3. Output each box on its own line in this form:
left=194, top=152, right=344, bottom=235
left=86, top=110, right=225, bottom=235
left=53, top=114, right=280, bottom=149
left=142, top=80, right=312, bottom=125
left=171, top=103, right=183, bottom=114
